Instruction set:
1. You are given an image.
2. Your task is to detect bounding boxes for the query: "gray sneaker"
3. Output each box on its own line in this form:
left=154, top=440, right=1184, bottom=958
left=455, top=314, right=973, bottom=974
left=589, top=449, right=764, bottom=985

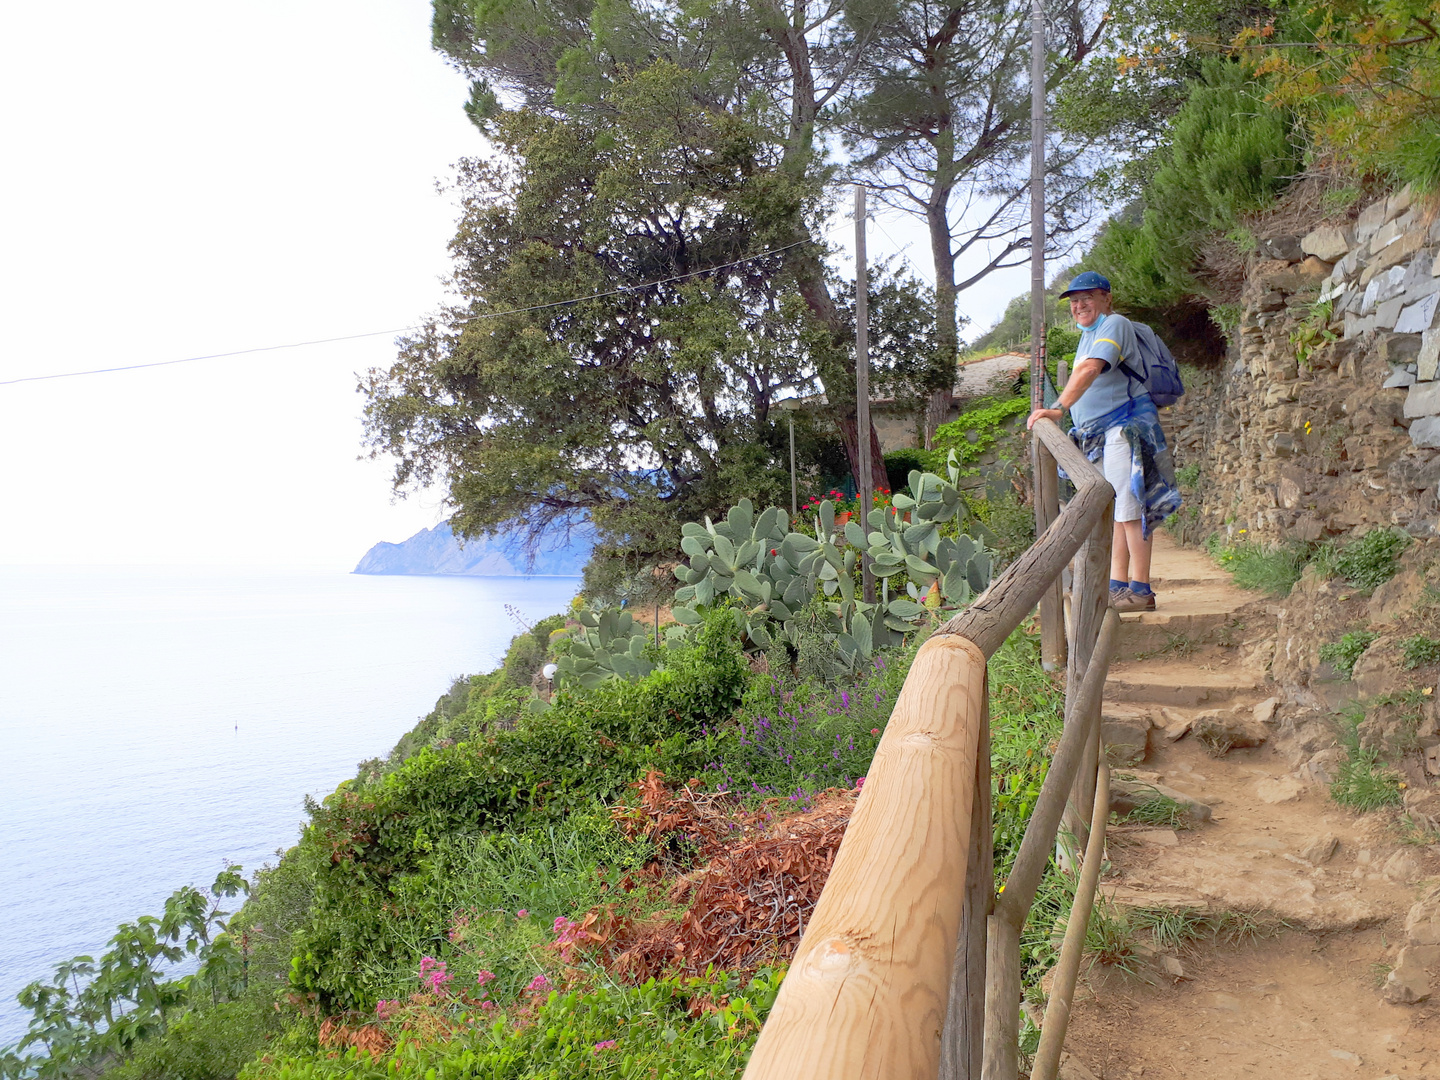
left=1111, top=587, right=1157, bottom=613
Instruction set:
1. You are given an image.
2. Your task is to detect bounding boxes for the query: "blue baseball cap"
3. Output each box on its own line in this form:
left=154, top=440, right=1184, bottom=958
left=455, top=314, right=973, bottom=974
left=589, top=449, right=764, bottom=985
left=1059, top=271, right=1111, bottom=297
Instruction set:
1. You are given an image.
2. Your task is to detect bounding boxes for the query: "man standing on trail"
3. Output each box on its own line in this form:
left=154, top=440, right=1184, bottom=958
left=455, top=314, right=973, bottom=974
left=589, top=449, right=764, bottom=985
left=1025, top=271, right=1182, bottom=613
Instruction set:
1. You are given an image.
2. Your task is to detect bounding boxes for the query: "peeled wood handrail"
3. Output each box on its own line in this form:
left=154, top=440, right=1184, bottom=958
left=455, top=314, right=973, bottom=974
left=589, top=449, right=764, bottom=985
left=937, top=419, right=1109, bottom=657
left=742, top=635, right=988, bottom=1079
left=745, top=418, right=1114, bottom=1080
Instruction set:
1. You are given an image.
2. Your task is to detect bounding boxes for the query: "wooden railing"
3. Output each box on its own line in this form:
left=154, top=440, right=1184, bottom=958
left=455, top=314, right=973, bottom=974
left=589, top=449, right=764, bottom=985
left=743, top=418, right=1117, bottom=1080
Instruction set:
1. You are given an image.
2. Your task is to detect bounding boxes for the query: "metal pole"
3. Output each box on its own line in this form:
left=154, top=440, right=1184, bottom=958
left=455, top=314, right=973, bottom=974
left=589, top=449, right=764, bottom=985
left=789, top=413, right=798, bottom=520
left=855, top=184, right=875, bottom=604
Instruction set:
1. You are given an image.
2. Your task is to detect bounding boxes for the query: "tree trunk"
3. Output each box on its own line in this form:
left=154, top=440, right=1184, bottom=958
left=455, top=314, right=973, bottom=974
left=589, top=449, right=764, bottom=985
left=761, top=0, right=887, bottom=492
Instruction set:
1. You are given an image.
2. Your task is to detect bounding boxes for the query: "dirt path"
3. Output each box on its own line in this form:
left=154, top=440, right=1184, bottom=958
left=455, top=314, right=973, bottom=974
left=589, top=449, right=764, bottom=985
left=1055, top=532, right=1440, bottom=1080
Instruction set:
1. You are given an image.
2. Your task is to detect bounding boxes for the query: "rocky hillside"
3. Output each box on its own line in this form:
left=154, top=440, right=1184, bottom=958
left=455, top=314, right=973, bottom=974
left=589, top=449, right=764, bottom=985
left=353, top=521, right=594, bottom=577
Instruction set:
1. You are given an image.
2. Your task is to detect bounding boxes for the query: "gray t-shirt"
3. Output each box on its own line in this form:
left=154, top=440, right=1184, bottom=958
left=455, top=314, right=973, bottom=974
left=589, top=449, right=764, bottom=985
left=1069, top=312, right=1141, bottom=429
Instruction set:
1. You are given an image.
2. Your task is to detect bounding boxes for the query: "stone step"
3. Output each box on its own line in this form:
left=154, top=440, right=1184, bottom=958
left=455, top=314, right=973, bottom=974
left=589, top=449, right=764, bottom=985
left=1104, top=659, right=1271, bottom=708
left=1114, top=585, right=1274, bottom=660
left=1147, top=531, right=1232, bottom=590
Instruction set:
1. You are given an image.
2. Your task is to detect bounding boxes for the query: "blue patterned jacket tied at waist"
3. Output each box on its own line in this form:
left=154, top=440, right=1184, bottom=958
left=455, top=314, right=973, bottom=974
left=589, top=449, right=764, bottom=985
left=1060, top=397, right=1182, bottom=539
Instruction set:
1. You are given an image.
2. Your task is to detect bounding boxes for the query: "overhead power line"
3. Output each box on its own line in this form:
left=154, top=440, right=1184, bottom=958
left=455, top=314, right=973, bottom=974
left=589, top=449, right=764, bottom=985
left=0, top=237, right=817, bottom=388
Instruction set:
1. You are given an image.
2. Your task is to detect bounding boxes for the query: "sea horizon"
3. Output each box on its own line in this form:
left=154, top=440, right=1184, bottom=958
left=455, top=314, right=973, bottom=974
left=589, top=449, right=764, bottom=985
left=0, top=563, right=580, bottom=1047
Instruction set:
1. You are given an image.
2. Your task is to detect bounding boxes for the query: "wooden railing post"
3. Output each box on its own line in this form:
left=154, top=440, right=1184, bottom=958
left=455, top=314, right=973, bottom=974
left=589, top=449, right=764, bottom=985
left=940, top=688, right=992, bottom=1080
left=1031, top=762, right=1112, bottom=1080
left=980, top=611, right=1119, bottom=1080
left=1063, top=500, right=1112, bottom=852
left=1033, top=440, right=1065, bottom=673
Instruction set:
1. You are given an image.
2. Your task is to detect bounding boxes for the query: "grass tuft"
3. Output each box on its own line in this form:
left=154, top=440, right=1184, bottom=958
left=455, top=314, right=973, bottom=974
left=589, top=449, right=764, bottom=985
left=1122, top=793, right=1195, bottom=830
left=1329, top=702, right=1404, bottom=811
left=1205, top=534, right=1307, bottom=596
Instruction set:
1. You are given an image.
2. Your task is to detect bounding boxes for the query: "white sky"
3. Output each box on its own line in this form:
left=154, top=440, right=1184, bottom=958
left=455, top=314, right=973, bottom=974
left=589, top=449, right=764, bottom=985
left=0, top=0, right=1030, bottom=569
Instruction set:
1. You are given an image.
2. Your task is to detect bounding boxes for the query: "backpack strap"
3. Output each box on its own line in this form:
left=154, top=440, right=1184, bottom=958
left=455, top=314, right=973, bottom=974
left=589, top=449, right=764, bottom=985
left=1091, top=313, right=1141, bottom=400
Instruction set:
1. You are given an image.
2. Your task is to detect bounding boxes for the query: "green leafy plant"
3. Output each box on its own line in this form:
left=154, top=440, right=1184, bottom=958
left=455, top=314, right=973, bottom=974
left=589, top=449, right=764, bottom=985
left=1400, top=635, right=1440, bottom=670
left=1174, top=463, right=1201, bottom=491
left=672, top=478, right=993, bottom=670
left=932, top=396, right=1029, bottom=465
left=1320, top=631, right=1378, bottom=680
left=4, top=868, right=250, bottom=1080
left=1337, top=527, right=1411, bottom=591
left=1208, top=303, right=1243, bottom=342
left=1291, top=299, right=1337, bottom=368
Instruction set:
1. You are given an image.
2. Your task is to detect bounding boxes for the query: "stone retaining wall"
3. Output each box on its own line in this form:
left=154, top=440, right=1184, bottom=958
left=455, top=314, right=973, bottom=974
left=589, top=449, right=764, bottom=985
left=1168, top=185, right=1440, bottom=544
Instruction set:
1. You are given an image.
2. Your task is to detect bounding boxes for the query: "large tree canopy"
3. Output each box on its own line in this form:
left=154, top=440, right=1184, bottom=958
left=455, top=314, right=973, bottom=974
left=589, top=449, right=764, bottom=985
left=363, top=66, right=828, bottom=559
left=372, top=0, right=1147, bottom=574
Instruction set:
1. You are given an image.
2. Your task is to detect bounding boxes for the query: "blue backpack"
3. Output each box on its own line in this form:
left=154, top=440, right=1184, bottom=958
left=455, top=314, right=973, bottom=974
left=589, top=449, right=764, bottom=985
left=1119, top=321, right=1185, bottom=408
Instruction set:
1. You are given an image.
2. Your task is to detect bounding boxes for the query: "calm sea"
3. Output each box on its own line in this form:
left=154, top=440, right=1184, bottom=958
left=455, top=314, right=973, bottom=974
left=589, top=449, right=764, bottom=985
left=0, top=566, right=580, bottom=1047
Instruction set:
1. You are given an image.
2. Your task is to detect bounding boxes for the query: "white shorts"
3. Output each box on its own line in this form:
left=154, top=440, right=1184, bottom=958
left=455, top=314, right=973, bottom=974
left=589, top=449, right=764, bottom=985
left=1103, top=427, right=1142, bottom=523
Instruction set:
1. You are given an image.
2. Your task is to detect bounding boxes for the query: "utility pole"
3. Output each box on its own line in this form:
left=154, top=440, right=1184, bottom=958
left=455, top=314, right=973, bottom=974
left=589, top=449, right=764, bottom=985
left=789, top=411, right=798, bottom=520
left=855, top=184, right=875, bottom=604
left=1029, top=0, right=1065, bottom=671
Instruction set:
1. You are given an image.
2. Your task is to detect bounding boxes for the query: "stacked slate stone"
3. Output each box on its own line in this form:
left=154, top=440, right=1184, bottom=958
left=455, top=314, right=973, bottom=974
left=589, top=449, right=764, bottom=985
left=1321, top=184, right=1440, bottom=451
left=1168, top=184, right=1440, bottom=547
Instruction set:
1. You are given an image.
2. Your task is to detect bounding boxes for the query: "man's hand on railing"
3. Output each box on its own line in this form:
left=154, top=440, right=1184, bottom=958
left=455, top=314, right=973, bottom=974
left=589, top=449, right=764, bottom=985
left=1026, top=407, right=1063, bottom=430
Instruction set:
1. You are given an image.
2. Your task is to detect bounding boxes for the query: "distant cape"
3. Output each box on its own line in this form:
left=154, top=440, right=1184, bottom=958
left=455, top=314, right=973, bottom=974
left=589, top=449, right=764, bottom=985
left=353, top=521, right=592, bottom=577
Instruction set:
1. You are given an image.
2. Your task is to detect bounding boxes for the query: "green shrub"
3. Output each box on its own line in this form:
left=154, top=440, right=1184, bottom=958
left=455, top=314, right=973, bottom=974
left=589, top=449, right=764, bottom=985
left=103, top=996, right=282, bottom=1080
left=965, top=490, right=1036, bottom=570
left=1319, top=631, right=1378, bottom=681
left=1087, top=58, right=1301, bottom=312
left=883, top=448, right=941, bottom=492
left=932, top=396, right=1029, bottom=465
left=1401, top=635, right=1440, bottom=670
left=288, top=609, right=748, bottom=1009
left=1174, top=463, right=1201, bottom=491
left=1336, top=527, right=1411, bottom=591
left=241, top=969, right=784, bottom=1080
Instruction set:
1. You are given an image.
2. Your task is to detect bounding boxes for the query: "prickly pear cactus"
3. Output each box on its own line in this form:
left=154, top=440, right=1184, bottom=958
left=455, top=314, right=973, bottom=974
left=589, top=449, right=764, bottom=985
left=845, top=462, right=993, bottom=612
left=553, top=608, right=655, bottom=689
left=671, top=459, right=993, bottom=663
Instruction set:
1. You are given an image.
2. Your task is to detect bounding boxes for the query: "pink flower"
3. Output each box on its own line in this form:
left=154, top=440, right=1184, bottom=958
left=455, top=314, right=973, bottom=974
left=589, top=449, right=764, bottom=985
left=375, top=999, right=394, bottom=1019
left=515, top=909, right=529, bottom=919
left=552, top=917, right=583, bottom=951
left=855, top=777, right=865, bottom=790
left=476, top=969, right=496, bottom=986
left=418, top=956, right=452, bottom=994
left=594, top=1039, right=617, bottom=1052
left=479, top=999, right=497, bottom=1013
left=870, top=728, right=880, bottom=736
left=526, top=974, right=551, bottom=994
